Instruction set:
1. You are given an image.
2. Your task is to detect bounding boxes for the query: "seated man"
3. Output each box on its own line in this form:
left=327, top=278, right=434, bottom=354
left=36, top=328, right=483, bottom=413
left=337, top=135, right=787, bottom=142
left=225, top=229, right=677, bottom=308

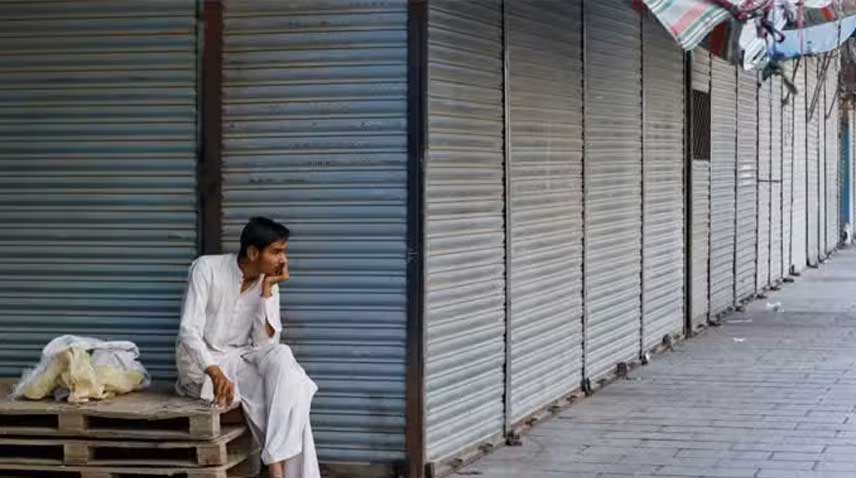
left=175, top=217, right=319, bottom=478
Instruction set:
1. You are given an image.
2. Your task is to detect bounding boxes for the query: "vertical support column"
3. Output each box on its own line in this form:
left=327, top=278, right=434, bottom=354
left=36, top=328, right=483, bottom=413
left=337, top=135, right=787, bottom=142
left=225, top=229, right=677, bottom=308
left=639, top=10, right=646, bottom=356
left=684, top=51, right=694, bottom=337
left=500, top=0, right=513, bottom=436
left=200, top=0, right=223, bottom=254
left=406, top=1, right=427, bottom=477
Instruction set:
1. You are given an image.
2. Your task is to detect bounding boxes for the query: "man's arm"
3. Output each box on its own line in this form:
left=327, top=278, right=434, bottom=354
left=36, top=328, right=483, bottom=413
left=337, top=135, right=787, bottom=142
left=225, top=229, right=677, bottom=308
left=178, top=259, right=234, bottom=407
left=253, top=283, right=282, bottom=346
left=178, top=260, right=217, bottom=371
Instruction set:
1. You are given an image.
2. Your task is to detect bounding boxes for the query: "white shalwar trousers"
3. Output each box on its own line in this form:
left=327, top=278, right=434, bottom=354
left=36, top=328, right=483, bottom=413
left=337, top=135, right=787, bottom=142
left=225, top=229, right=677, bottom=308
left=197, top=344, right=320, bottom=478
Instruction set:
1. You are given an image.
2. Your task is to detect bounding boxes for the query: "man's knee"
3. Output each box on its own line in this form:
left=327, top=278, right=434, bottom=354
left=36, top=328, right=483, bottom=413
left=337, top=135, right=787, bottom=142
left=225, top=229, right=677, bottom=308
left=262, top=344, right=298, bottom=375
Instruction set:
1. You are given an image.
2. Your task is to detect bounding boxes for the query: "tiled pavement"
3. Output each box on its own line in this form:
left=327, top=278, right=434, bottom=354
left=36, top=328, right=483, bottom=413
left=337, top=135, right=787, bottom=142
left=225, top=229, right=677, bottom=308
left=459, top=246, right=856, bottom=478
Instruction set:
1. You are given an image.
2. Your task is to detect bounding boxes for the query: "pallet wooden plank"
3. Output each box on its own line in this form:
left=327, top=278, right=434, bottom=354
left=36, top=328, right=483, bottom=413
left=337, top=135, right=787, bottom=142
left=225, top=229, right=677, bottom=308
left=0, top=425, right=251, bottom=467
left=0, top=450, right=259, bottom=478
left=0, top=387, right=242, bottom=440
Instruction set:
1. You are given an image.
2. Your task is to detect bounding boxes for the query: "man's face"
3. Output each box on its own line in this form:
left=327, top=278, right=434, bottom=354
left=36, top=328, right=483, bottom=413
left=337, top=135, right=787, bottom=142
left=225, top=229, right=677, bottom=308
left=253, top=240, right=288, bottom=276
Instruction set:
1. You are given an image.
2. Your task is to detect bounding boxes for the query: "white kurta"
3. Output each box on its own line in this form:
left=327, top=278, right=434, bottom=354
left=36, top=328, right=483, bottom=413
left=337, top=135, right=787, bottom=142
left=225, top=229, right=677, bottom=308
left=175, top=254, right=319, bottom=477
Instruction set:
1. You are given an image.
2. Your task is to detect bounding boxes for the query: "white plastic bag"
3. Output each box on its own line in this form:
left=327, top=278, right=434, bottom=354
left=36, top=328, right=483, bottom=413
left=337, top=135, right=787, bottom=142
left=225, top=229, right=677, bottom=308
left=12, top=335, right=151, bottom=402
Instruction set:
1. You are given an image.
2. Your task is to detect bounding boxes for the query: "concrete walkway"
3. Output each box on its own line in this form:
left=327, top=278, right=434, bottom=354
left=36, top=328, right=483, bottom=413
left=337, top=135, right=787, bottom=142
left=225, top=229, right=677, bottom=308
left=460, top=246, right=856, bottom=478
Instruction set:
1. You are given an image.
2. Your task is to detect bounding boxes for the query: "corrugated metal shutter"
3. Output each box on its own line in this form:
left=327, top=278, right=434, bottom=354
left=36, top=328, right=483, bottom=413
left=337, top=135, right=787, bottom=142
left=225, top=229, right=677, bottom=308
left=825, top=59, right=839, bottom=253
left=583, top=0, right=642, bottom=381
left=691, top=161, right=710, bottom=329
left=0, top=1, right=198, bottom=379
left=641, top=14, right=684, bottom=351
left=807, top=58, right=820, bottom=265
left=782, top=63, right=794, bottom=277
left=757, top=78, right=771, bottom=290
left=735, top=69, right=757, bottom=303
left=834, top=63, right=841, bottom=248
left=709, top=56, right=736, bottom=316
left=693, top=48, right=711, bottom=94
left=221, top=0, right=408, bottom=463
left=844, top=106, right=856, bottom=235
left=819, top=65, right=829, bottom=257
left=771, top=76, right=783, bottom=282
left=506, top=0, right=583, bottom=424
left=690, top=49, right=710, bottom=331
left=423, top=0, right=505, bottom=462
left=791, top=60, right=808, bottom=273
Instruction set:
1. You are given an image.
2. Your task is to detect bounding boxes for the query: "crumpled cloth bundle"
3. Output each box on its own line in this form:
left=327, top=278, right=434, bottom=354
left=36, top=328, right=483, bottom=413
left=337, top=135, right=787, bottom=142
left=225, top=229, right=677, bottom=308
left=12, top=335, right=151, bottom=403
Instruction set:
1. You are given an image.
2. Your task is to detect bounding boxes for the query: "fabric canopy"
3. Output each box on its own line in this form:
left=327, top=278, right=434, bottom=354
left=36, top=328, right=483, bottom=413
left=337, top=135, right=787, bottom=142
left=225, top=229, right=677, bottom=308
left=644, top=0, right=854, bottom=52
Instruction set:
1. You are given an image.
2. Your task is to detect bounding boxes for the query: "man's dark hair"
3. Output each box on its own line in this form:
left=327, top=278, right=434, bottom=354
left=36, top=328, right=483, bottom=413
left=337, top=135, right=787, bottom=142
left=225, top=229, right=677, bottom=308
left=239, top=217, right=290, bottom=258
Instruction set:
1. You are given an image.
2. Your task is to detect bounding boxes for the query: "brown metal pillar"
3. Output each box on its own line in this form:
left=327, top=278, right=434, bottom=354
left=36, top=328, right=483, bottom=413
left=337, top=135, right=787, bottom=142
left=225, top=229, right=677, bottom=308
left=200, top=0, right=223, bottom=254
left=406, top=1, right=427, bottom=477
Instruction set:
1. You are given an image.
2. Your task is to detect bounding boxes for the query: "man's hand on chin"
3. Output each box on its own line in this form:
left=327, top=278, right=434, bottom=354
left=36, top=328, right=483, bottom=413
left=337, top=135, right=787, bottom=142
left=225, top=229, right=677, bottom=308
left=262, top=262, right=289, bottom=298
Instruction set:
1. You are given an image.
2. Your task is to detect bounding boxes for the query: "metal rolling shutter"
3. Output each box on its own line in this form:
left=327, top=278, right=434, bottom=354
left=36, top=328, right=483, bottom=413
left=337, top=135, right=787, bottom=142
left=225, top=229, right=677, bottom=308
left=709, top=56, right=737, bottom=316
left=782, top=65, right=794, bottom=276
left=506, top=0, right=583, bottom=423
left=221, top=0, right=408, bottom=462
left=836, top=66, right=842, bottom=248
left=690, top=49, right=711, bottom=331
left=757, top=78, right=771, bottom=290
left=694, top=49, right=711, bottom=94
left=771, top=76, right=783, bottom=282
left=851, top=108, right=856, bottom=237
left=819, top=66, right=829, bottom=256
left=826, top=59, right=839, bottom=253
left=583, top=0, right=642, bottom=381
left=641, top=14, right=684, bottom=351
left=691, top=161, right=711, bottom=330
left=0, top=1, right=198, bottom=379
left=792, top=60, right=808, bottom=273
left=423, top=0, right=505, bottom=462
left=807, top=58, right=820, bottom=265
left=735, top=69, right=757, bottom=303
left=690, top=48, right=710, bottom=330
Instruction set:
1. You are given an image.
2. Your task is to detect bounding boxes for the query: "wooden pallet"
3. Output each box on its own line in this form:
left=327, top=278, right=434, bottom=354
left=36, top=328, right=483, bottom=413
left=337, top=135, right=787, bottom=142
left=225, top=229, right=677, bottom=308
left=0, top=385, right=243, bottom=440
left=0, top=424, right=251, bottom=467
left=0, top=451, right=260, bottom=478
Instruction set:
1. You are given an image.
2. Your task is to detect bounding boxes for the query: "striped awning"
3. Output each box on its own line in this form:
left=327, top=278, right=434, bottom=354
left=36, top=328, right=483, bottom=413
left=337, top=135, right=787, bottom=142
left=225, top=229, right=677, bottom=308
left=643, top=0, right=855, bottom=53
left=642, top=0, right=738, bottom=51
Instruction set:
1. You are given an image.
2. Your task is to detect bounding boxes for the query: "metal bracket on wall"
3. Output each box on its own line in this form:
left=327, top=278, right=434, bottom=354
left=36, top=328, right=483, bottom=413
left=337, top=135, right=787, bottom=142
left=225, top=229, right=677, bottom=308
left=809, top=52, right=834, bottom=122
left=783, top=56, right=802, bottom=106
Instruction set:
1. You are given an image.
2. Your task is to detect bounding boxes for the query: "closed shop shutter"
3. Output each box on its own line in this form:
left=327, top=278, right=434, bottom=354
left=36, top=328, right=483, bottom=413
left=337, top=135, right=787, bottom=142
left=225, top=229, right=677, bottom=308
left=690, top=49, right=711, bottom=331
left=641, top=14, right=684, bottom=351
left=506, top=0, right=583, bottom=424
left=792, top=60, right=808, bottom=272
left=834, top=64, right=842, bottom=247
left=735, top=69, right=757, bottom=303
left=423, top=0, right=506, bottom=462
left=826, top=59, right=840, bottom=253
left=709, top=56, right=737, bottom=316
left=771, top=76, right=783, bottom=282
left=221, top=0, right=409, bottom=462
left=693, top=48, right=711, bottom=94
left=0, top=1, right=199, bottom=379
left=819, top=65, right=829, bottom=256
left=807, top=58, right=821, bottom=265
left=782, top=63, right=794, bottom=277
left=757, top=79, right=771, bottom=290
left=851, top=108, right=856, bottom=235
left=691, top=161, right=711, bottom=329
left=583, top=0, right=642, bottom=381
